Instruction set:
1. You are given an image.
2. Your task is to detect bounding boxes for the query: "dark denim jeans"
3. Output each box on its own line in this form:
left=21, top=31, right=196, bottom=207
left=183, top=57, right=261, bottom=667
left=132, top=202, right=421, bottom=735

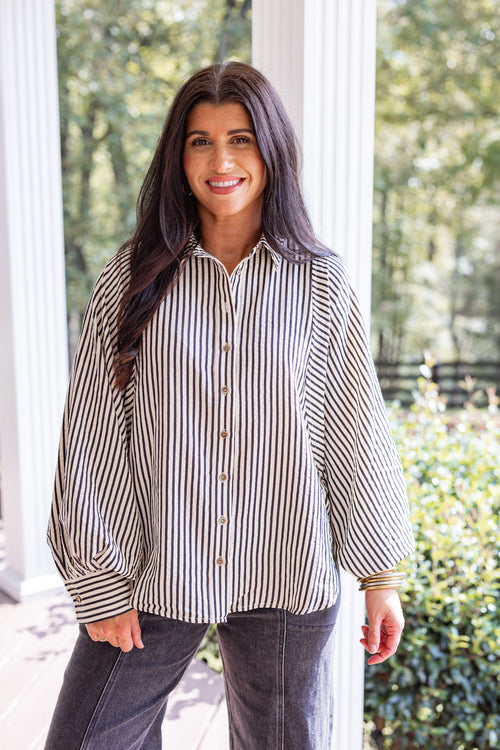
left=44, top=602, right=339, bottom=750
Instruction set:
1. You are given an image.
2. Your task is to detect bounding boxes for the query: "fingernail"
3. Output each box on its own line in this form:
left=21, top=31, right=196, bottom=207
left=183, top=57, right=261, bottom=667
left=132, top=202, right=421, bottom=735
left=369, top=643, right=378, bottom=653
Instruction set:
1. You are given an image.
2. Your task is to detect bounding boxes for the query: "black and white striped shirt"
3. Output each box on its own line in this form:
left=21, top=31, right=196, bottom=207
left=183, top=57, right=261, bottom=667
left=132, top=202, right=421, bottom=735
left=48, top=237, right=414, bottom=624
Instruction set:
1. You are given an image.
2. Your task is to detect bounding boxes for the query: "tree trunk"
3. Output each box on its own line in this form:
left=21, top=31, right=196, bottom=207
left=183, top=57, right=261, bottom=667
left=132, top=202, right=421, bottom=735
left=214, top=0, right=251, bottom=62
left=376, top=189, right=389, bottom=362
left=107, top=124, right=133, bottom=229
left=449, top=234, right=464, bottom=360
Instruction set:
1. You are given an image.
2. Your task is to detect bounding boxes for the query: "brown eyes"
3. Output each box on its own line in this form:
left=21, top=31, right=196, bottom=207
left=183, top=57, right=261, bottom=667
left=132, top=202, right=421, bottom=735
left=188, top=135, right=252, bottom=148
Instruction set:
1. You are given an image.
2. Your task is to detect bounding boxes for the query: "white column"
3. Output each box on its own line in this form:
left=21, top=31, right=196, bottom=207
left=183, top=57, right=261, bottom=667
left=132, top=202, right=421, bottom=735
left=253, top=1, right=378, bottom=747
left=0, top=0, right=68, bottom=599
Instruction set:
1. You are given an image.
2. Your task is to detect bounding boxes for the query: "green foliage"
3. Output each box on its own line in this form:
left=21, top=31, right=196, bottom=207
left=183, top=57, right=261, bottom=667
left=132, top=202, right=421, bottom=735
left=197, top=624, right=222, bottom=673
left=364, top=375, right=500, bottom=750
left=372, top=0, right=500, bottom=363
left=55, top=0, right=251, bottom=354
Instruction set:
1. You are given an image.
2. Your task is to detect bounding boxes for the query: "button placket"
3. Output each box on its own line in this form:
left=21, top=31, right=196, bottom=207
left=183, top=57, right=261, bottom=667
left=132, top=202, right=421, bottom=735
left=221, top=266, right=247, bottom=590
left=216, top=275, right=234, bottom=579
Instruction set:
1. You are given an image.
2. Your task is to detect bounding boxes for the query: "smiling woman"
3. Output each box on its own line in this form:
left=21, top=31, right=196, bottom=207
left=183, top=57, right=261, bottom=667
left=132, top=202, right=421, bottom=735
left=183, top=101, right=267, bottom=273
left=108, top=61, right=328, bottom=391
left=45, top=61, right=414, bottom=750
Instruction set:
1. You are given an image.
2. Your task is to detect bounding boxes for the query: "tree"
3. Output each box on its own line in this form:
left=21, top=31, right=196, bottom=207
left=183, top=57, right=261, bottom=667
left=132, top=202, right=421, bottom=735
left=372, top=0, right=500, bottom=364
left=55, top=0, right=251, bottom=353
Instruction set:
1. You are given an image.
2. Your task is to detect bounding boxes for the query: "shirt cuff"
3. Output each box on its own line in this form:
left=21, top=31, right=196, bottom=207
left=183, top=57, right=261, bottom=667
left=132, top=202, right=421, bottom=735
left=64, top=570, right=134, bottom=623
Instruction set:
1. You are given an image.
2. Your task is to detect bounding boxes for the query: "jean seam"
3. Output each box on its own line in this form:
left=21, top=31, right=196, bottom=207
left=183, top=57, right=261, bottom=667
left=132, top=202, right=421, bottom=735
left=80, top=613, right=149, bottom=750
left=286, top=623, right=337, bottom=630
left=217, top=629, right=234, bottom=750
left=79, top=647, right=125, bottom=750
left=278, top=610, right=286, bottom=750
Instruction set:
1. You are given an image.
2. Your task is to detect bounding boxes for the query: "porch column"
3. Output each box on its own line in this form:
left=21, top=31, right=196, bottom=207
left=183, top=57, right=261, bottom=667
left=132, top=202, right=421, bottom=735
left=0, top=0, right=68, bottom=599
left=253, top=1, right=378, bottom=747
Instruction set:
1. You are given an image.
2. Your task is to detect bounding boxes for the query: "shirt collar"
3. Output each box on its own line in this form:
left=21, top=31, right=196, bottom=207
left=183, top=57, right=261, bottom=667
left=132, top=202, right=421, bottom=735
left=189, top=234, right=283, bottom=272
left=259, top=236, right=283, bottom=271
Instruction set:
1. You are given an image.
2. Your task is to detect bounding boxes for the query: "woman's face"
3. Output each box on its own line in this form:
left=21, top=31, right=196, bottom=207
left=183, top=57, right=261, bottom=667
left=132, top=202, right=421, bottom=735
left=183, top=101, right=267, bottom=226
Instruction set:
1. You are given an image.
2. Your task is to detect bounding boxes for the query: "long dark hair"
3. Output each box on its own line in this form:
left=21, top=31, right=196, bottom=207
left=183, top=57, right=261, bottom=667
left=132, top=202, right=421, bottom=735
left=114, top=61, right=328, bottom=390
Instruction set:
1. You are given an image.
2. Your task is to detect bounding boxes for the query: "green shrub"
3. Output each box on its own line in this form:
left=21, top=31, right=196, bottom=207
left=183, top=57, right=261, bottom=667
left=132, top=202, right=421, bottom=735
left=197, top=624, right=222, bottom=673
left=364, top=374, right=500, bottom=750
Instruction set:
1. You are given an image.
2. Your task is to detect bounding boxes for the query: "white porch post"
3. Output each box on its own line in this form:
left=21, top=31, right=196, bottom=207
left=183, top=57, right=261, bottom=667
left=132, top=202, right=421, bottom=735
left=0, top=0, right=68, bottom=599
left=253, top=1, right=378, bottom=747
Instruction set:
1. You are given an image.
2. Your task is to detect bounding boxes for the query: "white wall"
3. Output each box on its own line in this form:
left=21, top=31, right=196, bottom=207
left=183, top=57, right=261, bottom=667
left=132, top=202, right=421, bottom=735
left=0, top=0, right=68, bottom=599
left=253, top=2, right=378, bottom=747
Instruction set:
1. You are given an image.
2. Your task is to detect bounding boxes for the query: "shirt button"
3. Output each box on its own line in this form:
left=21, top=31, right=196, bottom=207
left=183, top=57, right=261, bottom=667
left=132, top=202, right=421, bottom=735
left=216, top=557, right=225, bottom=566
left=218, top=516, right=227, bottom=526
left=235, top=267, right=242, bottom=275
left=220, top=429, right=229, bottom=439
left=219, top=473, right=228, bottom=482
left=74, top=595, right=82, bottom=603
left=221, top=386, right=230, bottom=395
left=222, top=343, right=231, bottom=352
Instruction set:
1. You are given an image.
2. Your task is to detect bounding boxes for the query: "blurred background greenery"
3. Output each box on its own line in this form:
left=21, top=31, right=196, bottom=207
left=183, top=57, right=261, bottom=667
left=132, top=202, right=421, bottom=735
left=372, top=0, right=500, bottom=367
left=55, top=0, right=251, bottom=353
left=56, top=0, right=500, bottom=367
left=364, top=367, right=499, bottom=749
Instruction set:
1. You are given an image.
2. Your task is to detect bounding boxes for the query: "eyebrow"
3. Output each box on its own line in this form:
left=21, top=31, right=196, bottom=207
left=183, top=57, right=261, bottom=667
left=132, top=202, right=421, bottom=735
left=185, top=128, right=254, bottom=138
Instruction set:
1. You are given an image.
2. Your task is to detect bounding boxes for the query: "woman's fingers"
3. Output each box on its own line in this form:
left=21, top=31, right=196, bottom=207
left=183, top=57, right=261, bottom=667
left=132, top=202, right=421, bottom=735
left=130, top=611, right=145, bottom=650
left=361, top=589, right=405, bottom=665
left=85, top=610, right=143, bottom=652
left=360, top=623, right=401, bottom=664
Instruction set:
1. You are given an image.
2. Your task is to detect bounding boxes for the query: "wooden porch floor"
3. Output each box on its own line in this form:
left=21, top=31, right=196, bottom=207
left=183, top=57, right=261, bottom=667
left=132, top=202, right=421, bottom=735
left=0, top=586, right=229, bottom=749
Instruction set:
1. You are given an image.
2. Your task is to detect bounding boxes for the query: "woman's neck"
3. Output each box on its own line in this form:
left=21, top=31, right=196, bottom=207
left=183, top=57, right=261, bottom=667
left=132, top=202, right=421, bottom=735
left=200, top=218, right=263, bottom=275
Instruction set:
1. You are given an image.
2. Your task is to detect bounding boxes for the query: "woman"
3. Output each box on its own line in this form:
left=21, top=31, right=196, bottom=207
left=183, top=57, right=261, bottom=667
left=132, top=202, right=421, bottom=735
left=46, top=61, right=414, bottom=750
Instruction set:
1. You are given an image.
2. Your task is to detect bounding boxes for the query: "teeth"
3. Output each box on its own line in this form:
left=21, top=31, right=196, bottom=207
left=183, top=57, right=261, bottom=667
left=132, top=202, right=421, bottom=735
left=208, top=179, right=240, bottom=188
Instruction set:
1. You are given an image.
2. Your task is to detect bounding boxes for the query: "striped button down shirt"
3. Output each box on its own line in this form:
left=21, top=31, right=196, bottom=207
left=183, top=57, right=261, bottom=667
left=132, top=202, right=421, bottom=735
left=48, top=237, right=414, bottom=624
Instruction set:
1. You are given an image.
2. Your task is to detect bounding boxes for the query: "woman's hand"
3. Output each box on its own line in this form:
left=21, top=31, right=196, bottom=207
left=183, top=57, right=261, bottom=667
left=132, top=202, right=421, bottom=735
left=86, top=609, right=144, bottom=653
left=360, top=589, right=405, bottom=665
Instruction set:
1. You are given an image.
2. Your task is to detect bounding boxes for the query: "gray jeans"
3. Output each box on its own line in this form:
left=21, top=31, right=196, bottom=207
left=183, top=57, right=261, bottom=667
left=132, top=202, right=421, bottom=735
left=44, top=602, right=339, bottom=750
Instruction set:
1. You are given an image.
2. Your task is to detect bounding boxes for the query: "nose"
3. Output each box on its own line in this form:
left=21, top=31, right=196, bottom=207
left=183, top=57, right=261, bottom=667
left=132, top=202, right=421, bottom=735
left=210, top=143, right=234, bottom=173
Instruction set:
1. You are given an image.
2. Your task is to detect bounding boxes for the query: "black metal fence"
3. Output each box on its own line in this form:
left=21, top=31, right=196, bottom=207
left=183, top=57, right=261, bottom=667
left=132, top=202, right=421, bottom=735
left=375, top=360, right=500, bottom=408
